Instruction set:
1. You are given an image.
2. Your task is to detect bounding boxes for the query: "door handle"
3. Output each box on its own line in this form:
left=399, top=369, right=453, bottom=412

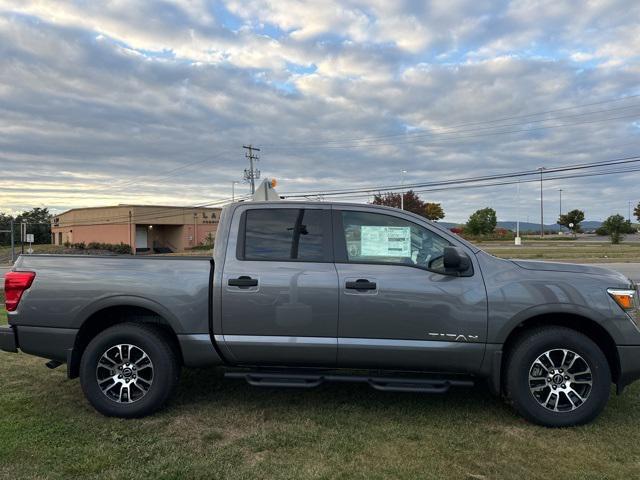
left=346, top=279, right=377, bottom=290
left=228, top=276, right=258, bottom=287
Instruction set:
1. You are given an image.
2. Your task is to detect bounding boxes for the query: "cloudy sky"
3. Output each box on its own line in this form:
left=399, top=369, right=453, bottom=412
left=0, top=0, right=639, bottom=223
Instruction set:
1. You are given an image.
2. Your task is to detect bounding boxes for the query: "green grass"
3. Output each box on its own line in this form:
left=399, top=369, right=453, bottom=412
left=0, top=351, right=639, bottom=480
left=0, top=291, right=5, bottom=325
left=0, top=244, right=66, bottom=264
left=480, top=241, right=640, bottom=262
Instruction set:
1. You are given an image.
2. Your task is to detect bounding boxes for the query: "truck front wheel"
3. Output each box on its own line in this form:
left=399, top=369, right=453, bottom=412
left=79, top=323, right=180, bottom=417
left=505, top=326, right=611, bottom=427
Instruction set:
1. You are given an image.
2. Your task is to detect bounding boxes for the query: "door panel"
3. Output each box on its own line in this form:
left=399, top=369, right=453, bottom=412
left=221, top=206, right=338, bottom=366
left=333, top=209, right=488, bottom=373
left=336, top=263, right=487, bottom=372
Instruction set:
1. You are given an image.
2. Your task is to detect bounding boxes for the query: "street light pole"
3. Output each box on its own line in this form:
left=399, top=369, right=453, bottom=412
left=400, top=170, right=407, bottom=210
left=559, top=189, right=563, bottom=218
left=515, top=180, right=521, bottom=245
left=538, top=167, right=545, bottom=238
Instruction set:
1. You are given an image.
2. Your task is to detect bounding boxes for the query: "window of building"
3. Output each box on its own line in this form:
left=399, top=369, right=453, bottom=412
left=58, top=232, right=62, bottom=245
left=242, top=209, right=327, bottom=262
left=340, top=211, right=451, bottom=272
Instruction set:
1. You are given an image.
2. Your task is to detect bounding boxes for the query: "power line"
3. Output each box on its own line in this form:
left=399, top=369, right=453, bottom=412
left=320, top=165, right=640, bottom=202
left=281, top=154, right=640, bottom=198
left=94, top=150, right=234, bottom=192
left=263, top=99, right=640, bottom=148
left=266, top=111, right=640, bottom=151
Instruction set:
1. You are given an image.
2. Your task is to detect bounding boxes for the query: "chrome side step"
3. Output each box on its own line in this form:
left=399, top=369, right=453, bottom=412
left=224, top=371, right=474, bottom=393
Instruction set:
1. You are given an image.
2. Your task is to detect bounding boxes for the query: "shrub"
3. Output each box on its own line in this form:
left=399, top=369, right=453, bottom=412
left=603, top=214, right=626, bottom=244
left=84, top=241, right=131, bottom=254
left=466, top=208, right=497, bottom=235
left=112, top=243, right=132, bottom=254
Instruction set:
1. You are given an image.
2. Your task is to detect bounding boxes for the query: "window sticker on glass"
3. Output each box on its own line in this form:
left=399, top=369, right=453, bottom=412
left=360, top=226, right=411, bottom=257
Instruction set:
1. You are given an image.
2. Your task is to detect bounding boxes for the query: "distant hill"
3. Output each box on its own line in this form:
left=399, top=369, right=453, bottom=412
left=436, top=220, right=603, bottom=232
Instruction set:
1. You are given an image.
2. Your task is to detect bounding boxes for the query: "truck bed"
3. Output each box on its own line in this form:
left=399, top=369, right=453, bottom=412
left=10, top=254, right=212, bottom=335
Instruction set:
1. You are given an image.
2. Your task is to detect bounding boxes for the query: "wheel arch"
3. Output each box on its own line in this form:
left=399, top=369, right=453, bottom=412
left=500, top=312, right=620, bottom=391
left=67, top=303, right=183, bottom=379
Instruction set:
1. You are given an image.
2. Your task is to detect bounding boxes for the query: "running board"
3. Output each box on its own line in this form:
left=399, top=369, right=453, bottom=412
left=224, top=371, right=474, bottom=393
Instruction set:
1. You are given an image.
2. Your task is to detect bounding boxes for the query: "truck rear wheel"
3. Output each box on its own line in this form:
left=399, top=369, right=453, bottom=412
left=79, top=323, right=180, bottom=418
left=505, top=326, right=611, bottom=427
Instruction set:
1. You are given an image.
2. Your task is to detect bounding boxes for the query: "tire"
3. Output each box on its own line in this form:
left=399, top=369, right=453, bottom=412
left=505, top=326, right=611, bottom=427
left=80, top=323, right=180, bottom=418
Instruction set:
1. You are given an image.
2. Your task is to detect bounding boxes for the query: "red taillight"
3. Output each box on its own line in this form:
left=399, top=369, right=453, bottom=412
left=4, top=271, right=36, bottom=312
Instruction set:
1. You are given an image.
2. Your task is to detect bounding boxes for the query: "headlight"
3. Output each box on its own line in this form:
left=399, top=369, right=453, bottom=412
left=608, top=288, right=640, bottom=326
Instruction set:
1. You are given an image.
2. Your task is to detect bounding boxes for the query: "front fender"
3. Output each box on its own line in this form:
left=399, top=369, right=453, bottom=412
left=492, top=302, right=607, bottom=344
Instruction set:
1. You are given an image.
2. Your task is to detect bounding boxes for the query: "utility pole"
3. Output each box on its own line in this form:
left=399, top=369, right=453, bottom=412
left=538, top=167, right=545, bottom=238
left=231, top=181, right=239, bottom=201
left=629, top=200, right=632, bottom=222
left=243, top=145, right=261, bottom=194
left=400, top=170, right=407, bottom=210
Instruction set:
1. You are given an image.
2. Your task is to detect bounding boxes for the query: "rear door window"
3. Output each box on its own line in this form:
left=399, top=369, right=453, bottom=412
left=241, top=208, right=328, bottom=262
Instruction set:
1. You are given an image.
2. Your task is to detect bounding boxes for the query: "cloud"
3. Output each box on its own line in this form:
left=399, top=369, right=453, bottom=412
left=0, top=0, right=638, bottom=222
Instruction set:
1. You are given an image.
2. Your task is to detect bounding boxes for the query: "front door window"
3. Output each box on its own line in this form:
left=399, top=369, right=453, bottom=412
left=341, top=211, right=451, bottom=273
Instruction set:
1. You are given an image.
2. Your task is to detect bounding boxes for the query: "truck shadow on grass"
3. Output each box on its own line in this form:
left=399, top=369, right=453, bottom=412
left=169, top=366, right=639, bottom=431
left=171, top=367, right=516, bottom=423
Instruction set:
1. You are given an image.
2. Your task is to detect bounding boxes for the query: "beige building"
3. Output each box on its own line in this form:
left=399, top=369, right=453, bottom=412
left=51, top=205, right=221, bottom=253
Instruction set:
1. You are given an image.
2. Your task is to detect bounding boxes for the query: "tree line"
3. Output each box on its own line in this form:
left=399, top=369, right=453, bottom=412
left=371, top=190, right=640, bottom=243
left=0, top=208, right=52, bottom=245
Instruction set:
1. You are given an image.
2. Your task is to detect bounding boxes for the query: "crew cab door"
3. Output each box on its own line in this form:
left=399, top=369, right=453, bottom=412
left=220, top=205, right=338, bottom=366
left=333, top=207, right=487, bottom=373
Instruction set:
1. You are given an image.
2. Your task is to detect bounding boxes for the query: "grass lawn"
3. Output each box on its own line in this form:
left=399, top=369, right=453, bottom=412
left=480, top=241, right=640, bottom=263
left=0, top=244, right=66, bottom=264
left=0, top=286, right=639, bottom=479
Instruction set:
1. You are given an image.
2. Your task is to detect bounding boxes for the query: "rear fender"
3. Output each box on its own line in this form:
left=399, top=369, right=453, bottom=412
left=73, top=295, right=184, bottom=334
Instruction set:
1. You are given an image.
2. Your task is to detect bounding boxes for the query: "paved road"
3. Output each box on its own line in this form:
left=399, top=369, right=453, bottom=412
left=593, top=263, right=640, bottom=281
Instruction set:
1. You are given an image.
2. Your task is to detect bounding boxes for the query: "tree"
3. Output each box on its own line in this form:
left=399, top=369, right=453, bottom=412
left=634, top=201, right=640, bottom=222
left=424, top=202, right=445, bottom=221
left=558, top=209, right=585, bottom=235
left=372, top=190, right=425, bottom=217
left=465, top=207, right=497, bottom=235
left=622, top=220, right=638, bottom=234
left=15, top=208, right=52, bottom=244
left=0, top=212, right=14, bottom=246
left=602, top=214, right=626, bottom=244
left=372, top=191, right=401, bottom=209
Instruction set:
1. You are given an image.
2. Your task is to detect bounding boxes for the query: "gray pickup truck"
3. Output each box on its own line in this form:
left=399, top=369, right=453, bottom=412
left=2, top=201, right=640, bottom=427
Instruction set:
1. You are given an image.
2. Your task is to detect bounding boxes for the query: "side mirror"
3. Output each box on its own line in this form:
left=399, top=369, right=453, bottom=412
left=443, top=246, right=471, bottom=273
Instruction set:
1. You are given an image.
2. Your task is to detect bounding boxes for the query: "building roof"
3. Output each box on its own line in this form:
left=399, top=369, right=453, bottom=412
left=54, top=204, right=220, bottom=217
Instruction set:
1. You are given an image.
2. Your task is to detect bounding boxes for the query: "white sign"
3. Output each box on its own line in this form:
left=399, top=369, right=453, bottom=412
left=360, top=226, right=411, bottom=257
left=25, top=234, right=34, bottom=243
